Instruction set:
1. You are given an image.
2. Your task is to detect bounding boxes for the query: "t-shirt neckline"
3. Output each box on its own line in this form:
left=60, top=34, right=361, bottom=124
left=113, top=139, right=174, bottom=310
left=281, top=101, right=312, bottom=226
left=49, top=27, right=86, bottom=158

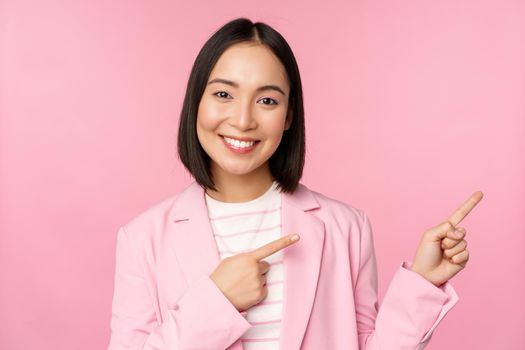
left=205, top=180, right=279, bottom=206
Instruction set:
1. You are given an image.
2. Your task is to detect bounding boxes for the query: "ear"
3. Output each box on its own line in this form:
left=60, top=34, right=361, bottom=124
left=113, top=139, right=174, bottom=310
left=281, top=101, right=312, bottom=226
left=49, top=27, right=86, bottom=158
left=284, top=109, right=293, bottom=130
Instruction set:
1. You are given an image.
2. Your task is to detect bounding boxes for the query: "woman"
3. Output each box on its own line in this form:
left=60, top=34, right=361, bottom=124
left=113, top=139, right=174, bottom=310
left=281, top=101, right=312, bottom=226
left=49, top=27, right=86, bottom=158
left=107, top=18, right=483, bottom=350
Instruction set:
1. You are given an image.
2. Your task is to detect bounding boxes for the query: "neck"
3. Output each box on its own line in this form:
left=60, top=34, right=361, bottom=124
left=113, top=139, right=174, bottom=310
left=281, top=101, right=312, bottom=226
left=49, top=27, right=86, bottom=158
left=205, top=163, right=275, bottom=203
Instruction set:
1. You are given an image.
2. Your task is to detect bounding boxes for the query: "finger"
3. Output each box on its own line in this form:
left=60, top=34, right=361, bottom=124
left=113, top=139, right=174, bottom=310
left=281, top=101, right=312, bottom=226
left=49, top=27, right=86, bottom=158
left=426, top=220, right=456, bottom=241
left=441, top=228, right=465, bottom=249
left=259, top=261, right=270, bottom=275
left=248, top=234, right=300, bottom=261
left=447, top=191, right=483, bottom=227
left=445, top=227, right=466, bottom=241
left=260, top=274, right=267, bottom=286
left=444, top=240, right=467, bottom=259
left=450, top=249, right=469, bottom=265
left=441, top=237, right=462, bottom=250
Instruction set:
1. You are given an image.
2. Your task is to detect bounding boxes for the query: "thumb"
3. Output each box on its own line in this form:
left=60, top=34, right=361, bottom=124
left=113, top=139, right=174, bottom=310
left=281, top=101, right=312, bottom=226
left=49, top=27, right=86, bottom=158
left=425, top=220, right=456, bottom=242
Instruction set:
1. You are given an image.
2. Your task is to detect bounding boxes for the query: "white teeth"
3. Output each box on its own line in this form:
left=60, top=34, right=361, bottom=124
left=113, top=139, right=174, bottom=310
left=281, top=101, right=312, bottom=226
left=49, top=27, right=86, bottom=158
left=223, top=136, right=256, bottom=148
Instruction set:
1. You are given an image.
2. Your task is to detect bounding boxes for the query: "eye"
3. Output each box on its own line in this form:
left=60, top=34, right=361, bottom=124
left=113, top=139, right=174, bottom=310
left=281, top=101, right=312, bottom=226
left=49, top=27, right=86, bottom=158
left=213, top=91, right=232, bottom=99
left=259, top=97, right=278, bottom=106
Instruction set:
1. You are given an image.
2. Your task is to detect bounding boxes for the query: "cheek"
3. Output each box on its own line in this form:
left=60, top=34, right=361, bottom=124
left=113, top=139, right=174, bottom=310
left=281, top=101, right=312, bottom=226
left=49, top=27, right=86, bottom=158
left=264, top=112, right=288, bottom=140
left=197, top=98, right=224, bottom=132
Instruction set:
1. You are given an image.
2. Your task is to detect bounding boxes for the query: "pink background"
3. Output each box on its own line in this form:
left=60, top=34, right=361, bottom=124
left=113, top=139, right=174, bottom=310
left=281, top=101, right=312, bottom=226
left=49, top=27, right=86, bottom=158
left=1, top=0, right=524, bottom=349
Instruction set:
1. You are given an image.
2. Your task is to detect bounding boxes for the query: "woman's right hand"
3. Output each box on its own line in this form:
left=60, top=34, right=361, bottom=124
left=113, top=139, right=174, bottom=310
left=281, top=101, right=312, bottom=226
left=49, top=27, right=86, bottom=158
left=209, top=234, right=300, bottom=312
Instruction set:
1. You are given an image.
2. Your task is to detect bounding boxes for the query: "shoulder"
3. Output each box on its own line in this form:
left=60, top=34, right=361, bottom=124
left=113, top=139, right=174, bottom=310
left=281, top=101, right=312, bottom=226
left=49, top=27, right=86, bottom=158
left=118, top=192, right=181, bottom=243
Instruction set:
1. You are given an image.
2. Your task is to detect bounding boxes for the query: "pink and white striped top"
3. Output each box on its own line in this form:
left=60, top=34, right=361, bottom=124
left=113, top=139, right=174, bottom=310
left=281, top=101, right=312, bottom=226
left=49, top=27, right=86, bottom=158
left=205, top=180, right=283, bottom=350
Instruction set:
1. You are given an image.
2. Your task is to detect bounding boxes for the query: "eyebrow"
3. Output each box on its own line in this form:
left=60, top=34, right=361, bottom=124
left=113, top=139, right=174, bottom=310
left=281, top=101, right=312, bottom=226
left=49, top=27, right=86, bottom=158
left=207, top=78, right=286, bottom=96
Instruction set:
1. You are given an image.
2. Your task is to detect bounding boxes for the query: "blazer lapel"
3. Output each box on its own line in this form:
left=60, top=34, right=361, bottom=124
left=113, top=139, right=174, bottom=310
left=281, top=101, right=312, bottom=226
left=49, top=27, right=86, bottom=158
left=279, top=184, right=325, bottom=349
left=169, top=181, right=221, bottom=282
left=168, top=180, right=325, bottom=350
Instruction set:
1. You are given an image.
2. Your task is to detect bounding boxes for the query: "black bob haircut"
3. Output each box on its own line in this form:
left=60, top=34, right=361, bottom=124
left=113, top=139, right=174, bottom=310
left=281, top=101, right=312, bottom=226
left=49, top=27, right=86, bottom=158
left=177, top=17, right=305, bottom=194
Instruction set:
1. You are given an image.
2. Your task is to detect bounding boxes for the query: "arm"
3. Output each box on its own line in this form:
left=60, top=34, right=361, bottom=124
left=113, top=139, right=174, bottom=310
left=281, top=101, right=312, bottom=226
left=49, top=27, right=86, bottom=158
left=354, top=212, right=459, bottom=350
left=107, top=227, right=252, bottom=350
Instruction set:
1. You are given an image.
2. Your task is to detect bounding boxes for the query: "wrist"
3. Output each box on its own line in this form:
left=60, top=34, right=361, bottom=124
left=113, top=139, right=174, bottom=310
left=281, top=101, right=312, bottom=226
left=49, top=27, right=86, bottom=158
left=410, top=268, right=443, bottom=288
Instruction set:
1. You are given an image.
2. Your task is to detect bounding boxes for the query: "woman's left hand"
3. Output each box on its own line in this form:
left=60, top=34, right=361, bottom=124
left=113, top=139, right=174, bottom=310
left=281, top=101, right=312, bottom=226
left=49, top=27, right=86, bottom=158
left=410, top=191, right=484, bottom=288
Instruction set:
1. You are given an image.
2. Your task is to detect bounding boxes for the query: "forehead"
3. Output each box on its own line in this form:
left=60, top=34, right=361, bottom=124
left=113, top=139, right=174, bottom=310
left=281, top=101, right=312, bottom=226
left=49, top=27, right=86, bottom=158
left=209, top=42, right=289, bottom=88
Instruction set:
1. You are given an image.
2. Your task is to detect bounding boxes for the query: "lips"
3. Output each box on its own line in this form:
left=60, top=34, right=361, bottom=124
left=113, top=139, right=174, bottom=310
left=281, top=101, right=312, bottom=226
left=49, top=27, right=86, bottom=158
left=219, top=134, right=260, bottom=142
left=220, top=135, right=260, bottom=154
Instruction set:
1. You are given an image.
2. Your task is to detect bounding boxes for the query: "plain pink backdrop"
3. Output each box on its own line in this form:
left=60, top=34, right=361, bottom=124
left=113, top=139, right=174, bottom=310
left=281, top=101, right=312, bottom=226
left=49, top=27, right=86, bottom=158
left=1, top=0, right=524, bottom=349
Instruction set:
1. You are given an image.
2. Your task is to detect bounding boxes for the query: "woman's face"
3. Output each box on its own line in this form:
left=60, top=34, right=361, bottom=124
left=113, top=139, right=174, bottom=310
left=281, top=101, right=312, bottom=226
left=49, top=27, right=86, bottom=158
left=196, top=41, right=292, bottom=182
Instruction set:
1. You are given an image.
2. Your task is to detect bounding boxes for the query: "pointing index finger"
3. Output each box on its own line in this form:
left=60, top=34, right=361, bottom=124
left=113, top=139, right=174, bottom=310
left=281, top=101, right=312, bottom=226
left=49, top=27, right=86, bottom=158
left=447, top=191, right=484, bottom=227
left=248, top=234, right=300, bottom=261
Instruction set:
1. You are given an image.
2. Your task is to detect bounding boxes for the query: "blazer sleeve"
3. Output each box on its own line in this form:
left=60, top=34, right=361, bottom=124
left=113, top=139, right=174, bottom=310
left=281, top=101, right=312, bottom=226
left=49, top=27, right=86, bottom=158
left=354, top=212, right=460, bottom=350
left=107, top=226, right=252, bottom=350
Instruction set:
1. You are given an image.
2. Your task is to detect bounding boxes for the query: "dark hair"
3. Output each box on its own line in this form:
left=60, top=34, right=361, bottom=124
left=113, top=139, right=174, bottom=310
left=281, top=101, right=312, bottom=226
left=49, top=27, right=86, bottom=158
left=177, top=17, right=305, bottom=194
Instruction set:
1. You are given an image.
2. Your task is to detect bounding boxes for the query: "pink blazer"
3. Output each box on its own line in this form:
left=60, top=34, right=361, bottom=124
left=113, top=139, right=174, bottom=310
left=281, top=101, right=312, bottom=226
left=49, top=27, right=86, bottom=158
left=108, top=181, right=459, bottom=350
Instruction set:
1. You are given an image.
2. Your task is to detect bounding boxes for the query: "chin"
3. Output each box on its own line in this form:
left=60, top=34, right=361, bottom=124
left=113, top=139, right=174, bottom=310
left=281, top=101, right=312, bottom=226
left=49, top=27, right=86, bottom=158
left=224, top=167, right=256, bottom=176
left=220, top=160, right=264, bottom=176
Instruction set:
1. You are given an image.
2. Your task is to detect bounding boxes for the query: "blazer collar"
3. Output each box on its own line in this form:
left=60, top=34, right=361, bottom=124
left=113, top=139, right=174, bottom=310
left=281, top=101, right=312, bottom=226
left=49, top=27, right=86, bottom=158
left=168, top=180, right=325, bottom=350
left=171, top=180, right=320, bottom=221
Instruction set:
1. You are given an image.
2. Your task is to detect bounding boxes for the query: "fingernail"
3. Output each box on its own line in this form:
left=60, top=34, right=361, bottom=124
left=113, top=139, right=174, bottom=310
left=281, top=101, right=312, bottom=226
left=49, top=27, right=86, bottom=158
left=291, top=234, right=300, bottom=241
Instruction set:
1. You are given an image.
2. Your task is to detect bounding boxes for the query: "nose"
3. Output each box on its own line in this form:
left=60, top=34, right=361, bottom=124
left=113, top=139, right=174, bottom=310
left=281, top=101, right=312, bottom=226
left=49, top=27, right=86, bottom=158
left=229, top=99, right=257, bottom=131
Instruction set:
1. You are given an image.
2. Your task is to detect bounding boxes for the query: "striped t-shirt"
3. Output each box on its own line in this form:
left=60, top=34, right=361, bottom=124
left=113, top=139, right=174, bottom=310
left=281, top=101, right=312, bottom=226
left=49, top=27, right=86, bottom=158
left=205, top=180, right=283, bottom=349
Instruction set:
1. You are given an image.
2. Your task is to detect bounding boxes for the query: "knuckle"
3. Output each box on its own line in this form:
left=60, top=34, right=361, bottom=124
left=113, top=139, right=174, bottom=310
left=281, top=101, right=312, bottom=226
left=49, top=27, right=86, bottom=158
left=260, top=275, right=267, bottom=285
left=444, top=221, right=454, bottom=231
left=246, top=254, right=259, bottom=264
left=259, top=261, right=270, bottom=273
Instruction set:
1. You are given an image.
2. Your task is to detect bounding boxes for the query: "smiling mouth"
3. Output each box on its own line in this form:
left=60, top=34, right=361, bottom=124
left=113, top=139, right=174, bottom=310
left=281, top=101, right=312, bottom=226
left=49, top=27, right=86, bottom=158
left=219, top=134, right=260, bottom=142
left=219, top=135, right=261, bottom=151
